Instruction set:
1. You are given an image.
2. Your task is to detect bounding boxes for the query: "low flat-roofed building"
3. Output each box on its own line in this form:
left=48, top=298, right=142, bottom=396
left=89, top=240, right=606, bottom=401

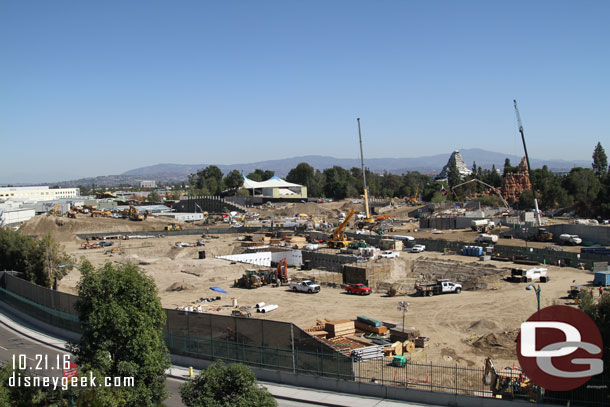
left=0, top=186, right=79, bottom=201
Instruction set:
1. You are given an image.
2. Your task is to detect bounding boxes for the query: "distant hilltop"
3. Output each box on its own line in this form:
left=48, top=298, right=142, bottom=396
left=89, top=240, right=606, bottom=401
left=51, top=148, right=588, bottom=187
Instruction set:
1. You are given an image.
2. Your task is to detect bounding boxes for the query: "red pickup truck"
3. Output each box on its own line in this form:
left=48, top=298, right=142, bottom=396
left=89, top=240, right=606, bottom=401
left=345, top=283, right=371, bottom=295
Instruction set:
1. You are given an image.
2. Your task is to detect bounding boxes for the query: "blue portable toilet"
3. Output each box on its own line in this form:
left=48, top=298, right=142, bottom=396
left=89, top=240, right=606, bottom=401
left=593, top=271, right=610, bottom=286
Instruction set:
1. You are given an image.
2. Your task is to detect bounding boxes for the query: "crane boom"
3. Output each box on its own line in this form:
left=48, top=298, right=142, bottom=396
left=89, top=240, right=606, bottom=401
left=513, top=100, right=542, bottom=226
left=357, top=118, right=371, bottom=220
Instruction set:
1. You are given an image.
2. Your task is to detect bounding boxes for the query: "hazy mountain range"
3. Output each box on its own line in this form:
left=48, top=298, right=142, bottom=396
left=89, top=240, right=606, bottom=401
left=53, top=148, right=589, bottom=187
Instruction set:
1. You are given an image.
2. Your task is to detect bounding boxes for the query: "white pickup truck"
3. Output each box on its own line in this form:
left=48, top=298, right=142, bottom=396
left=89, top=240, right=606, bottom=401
left=379, top=250, right=400, bottom=259
left=289, top=280, right=321, bottom=293
left=415, top=279, right=462, bottom=297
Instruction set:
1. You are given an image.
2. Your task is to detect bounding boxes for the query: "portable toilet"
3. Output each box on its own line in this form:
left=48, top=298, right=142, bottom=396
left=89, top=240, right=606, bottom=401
left=593, top=271, right=610, bottom=286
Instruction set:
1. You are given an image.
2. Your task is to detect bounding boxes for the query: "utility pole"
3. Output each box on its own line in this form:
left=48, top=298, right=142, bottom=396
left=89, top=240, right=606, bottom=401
left=513, top=100, right=542, bottom=226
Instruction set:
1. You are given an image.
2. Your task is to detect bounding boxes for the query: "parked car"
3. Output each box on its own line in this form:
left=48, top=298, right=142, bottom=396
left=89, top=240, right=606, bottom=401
left=406, top=244, right=426, bottom=253
left=98, top=241, right=114, bottom=247
left=345, top=283, right=371, bottom=295
left=379, top=250, right=400, bottom=259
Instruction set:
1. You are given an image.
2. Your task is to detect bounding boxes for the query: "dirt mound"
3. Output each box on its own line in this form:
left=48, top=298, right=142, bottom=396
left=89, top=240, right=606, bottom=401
left=471, top=331, right=519, bottom=359
left=468, top=319, right=498, bottom=333
left=167, top=282, right=195, bottom=292
left=19, top=215, right=172, bottom=243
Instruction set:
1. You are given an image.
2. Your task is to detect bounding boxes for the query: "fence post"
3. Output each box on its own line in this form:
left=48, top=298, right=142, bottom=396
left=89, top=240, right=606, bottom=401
left=430, top=361, right=433, bottom=391
left=455, top=363, right=458, bottom=394
left=290, top=324, right=296, bottom=373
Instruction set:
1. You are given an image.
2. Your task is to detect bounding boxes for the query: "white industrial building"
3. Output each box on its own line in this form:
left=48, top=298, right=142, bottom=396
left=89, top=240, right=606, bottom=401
left=0, top=186, right=79, bottom=201
left=0, top=208, right=36, bottom=226
left=140, top=180, right=157, bottom=188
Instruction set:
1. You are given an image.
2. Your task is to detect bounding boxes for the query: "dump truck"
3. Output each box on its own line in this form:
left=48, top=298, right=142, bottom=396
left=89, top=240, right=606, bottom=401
left=415, top=279, right=462, bottom=297
left=529, top=228, right=553, bottom=242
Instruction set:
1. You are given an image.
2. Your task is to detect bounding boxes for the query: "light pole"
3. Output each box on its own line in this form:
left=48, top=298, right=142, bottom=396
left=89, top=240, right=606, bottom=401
left=525, top=283, right=542, bottom=402
left=397, top=301, right=410, bottom=332
left=525, top=284, right=541, bottom=311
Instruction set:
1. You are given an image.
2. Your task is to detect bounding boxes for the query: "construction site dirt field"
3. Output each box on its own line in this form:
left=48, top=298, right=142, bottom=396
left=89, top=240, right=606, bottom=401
left=20, top=204, right=595, bottom=371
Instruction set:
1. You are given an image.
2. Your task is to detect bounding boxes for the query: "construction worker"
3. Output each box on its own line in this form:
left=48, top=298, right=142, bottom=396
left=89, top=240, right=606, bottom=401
left=600, top=286, right=604, bottom=296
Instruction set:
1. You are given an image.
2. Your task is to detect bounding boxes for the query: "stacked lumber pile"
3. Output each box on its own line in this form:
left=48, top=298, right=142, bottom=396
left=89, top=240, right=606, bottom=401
left=284, top=235, right=307, bottom=244
left=383, top=340, right=416, bottom=356
left=325, top=320, right=355, bottom=338
left=355, top=316, right=388, bottom=334
left=390, top=327, right=420, bottom=342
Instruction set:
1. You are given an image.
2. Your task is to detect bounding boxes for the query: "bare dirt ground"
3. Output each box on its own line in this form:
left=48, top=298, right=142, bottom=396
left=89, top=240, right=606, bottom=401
left=20, top=201, right=596, bottom=371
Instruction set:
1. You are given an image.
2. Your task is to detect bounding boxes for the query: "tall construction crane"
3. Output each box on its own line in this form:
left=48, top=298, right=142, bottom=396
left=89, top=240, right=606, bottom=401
left=357, top=118, right=375, bottom=225
left=327, top=209, right=356, bottom=248
left=513, top=100, right=542, bottom=226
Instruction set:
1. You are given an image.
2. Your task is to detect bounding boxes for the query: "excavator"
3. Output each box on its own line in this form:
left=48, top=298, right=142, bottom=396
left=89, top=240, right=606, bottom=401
left=327, top=209, right=356, bottom=248
left=127, top=205, right=144, bottom=221
left=47, top=204, right=62, bottom=217
left=268, top=258, right=288, bottom=285
left=483, top=358, right=537, bottom=400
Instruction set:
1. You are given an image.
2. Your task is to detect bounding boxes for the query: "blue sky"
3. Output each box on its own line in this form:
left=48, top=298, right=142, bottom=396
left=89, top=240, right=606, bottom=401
left=1, top=1, right=608, bottom=183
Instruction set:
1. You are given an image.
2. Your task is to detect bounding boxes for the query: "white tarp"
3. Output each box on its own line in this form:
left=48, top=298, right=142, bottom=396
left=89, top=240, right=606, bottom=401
left=242, top=175, right=303, bottom=189
left=217, top=250, right=303, bottom=267
left=216, top=252, right=272, bottom=267
left=271, top=250, right=302, bottom=267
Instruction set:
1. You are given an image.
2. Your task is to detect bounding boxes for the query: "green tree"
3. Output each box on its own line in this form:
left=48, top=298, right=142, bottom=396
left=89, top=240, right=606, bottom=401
left=562, top=167, right=601, bottom=213
left=0, top=229, right=72, bottom=287
left=592, top=142, right=608, bottom=178
left=147, top=190, right=162, bottom=202
left=74, top=260, right=170, bottom=406
left=447, top=158, right=460, bottom=191
left=180, top=362, right=276, bottom=407
left=223, top=170, right=244, bottom=192
left=246, top=169, right=274, bottom=182
left=503, top=158, right=516, bottom=176
left=286, top=163, right=315, bottom=191
left=579, top=291, right=610, bottom=368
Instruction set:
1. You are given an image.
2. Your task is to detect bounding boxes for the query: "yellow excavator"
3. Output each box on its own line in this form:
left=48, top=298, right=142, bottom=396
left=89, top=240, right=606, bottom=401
left=128, top=205, right=144, bottom=221
left=327, top=209, right=356, bottom=248
left=47, top=204, right=62, bottom=217
left=483, top=358, right=537, bottom=400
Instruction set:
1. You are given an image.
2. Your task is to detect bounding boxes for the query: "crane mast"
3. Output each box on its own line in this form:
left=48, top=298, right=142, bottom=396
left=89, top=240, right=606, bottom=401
left=513, top=100, right=542, bottom=226
left=357, top=118, right=372, bottom=220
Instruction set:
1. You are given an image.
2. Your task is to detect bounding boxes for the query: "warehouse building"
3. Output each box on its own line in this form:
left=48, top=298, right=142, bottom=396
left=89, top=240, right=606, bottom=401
left=0, top=186, right=79, bottom=201
left=0, top=208, right=36, bottom=226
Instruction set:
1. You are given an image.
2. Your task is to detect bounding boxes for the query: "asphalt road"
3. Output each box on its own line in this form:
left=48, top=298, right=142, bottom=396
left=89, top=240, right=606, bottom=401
left=0, top=323, right=323, bottom=407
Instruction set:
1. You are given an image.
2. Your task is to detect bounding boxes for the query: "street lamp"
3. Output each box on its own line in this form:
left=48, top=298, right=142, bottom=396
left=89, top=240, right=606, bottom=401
left=397, top=301, right=410, bottom=332
left=525, top=284, right=541, bottom=311
left=525, top=283, right=542, bottom=402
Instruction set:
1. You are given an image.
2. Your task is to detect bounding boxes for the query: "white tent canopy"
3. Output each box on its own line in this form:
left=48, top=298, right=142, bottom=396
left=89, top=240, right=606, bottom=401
left=242, top=175, right=303, bottom=189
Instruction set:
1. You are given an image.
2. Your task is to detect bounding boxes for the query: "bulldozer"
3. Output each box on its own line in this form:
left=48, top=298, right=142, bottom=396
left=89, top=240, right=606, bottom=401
left=66, top=210, right=77, bottom=219
left=483, top=358, right=538, bottom=400
left=164, top=224, right=183, bottom=231
left=91, top=210, right=111, bottom=217
left=234, top=270, right=263, bottom=289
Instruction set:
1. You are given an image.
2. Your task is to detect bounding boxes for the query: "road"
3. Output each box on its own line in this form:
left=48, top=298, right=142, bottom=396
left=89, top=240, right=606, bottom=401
left=0, top=322, right=332, bottom=406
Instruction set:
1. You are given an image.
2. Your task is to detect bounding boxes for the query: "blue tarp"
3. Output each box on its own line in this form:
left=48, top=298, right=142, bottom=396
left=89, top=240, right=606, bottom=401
left=209, top=286, right=228, bottom=294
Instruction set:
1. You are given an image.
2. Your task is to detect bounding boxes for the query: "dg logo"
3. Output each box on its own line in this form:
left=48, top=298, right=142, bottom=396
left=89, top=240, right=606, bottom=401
left=517, top=305, right=603, bottom=391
